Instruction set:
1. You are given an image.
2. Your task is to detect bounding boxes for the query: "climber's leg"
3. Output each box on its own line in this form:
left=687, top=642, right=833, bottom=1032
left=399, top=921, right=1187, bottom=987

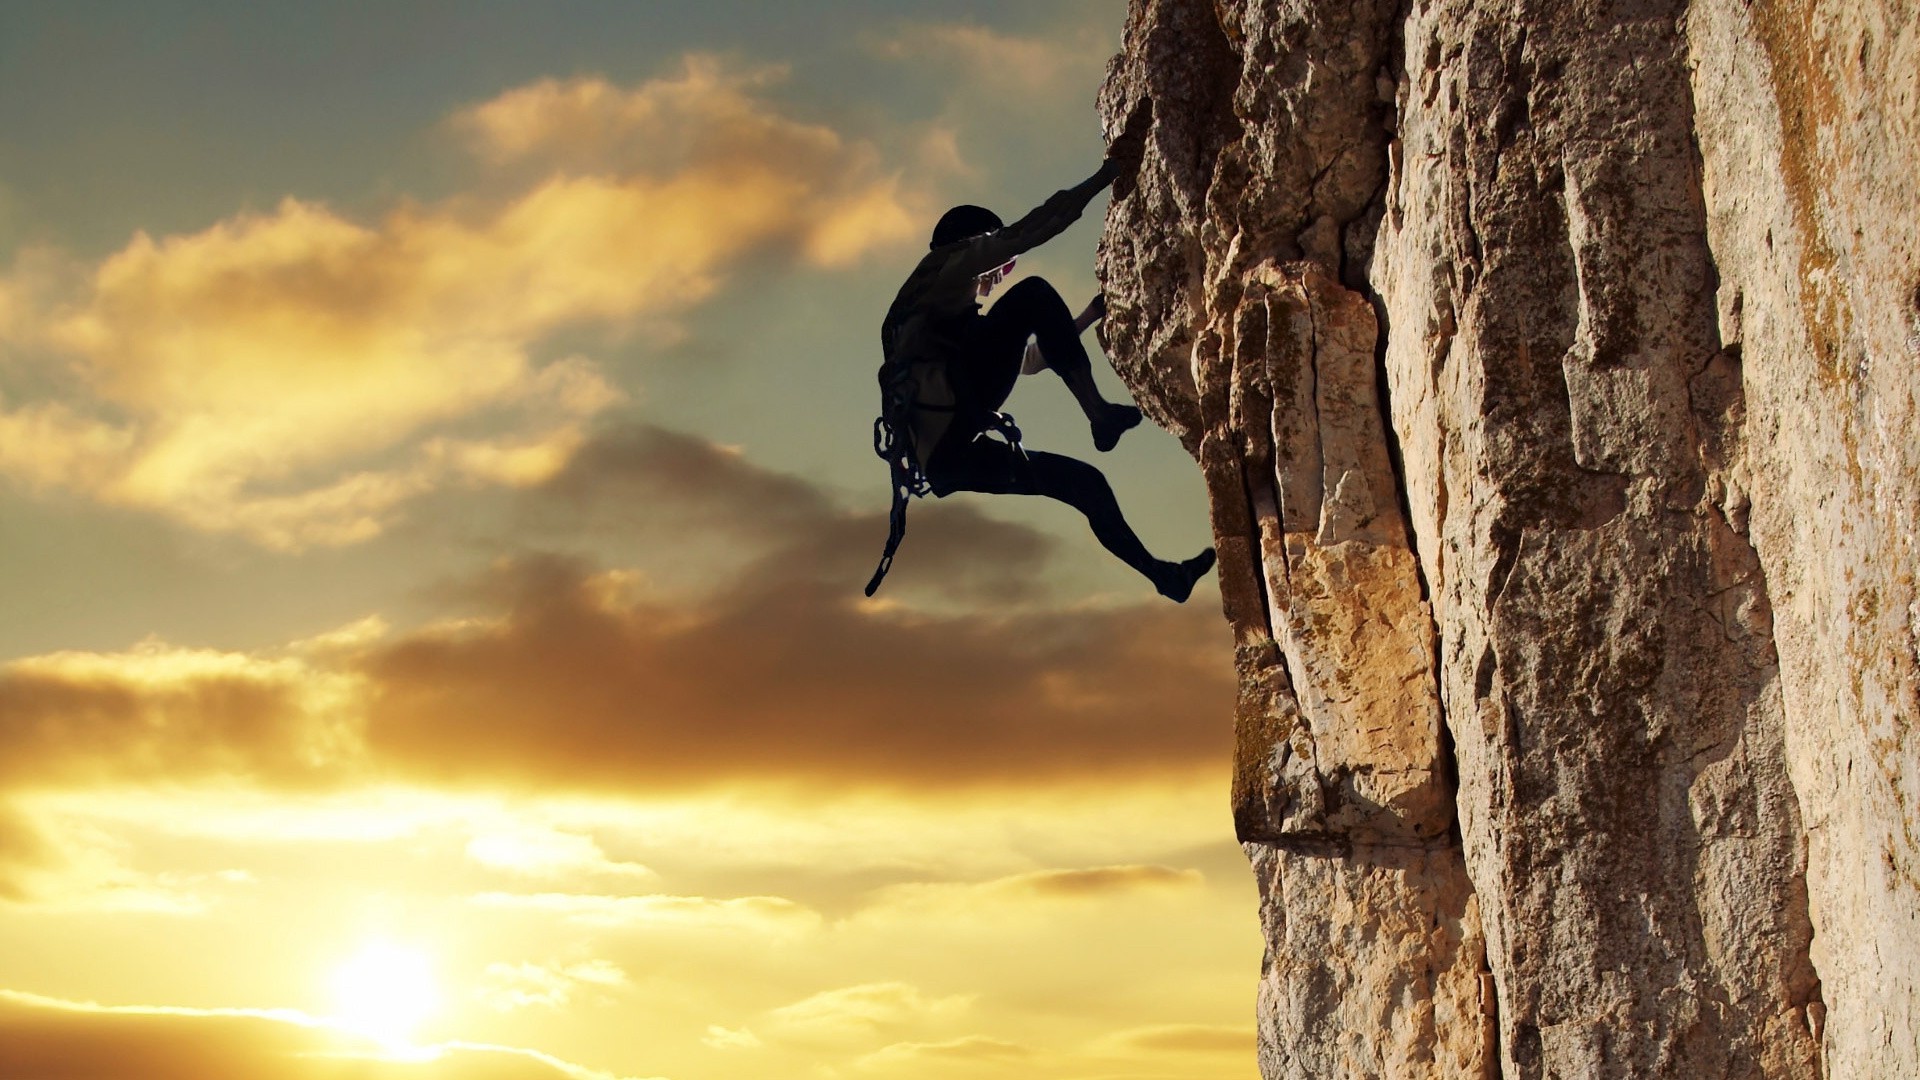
left=926, top=437, right=1213, bottom=601
left=964, top=277, right=1141, bottom=450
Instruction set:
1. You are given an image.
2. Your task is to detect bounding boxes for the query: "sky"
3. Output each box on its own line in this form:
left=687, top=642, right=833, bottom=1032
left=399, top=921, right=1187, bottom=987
left=0, top=4, right=1249, bottom=1079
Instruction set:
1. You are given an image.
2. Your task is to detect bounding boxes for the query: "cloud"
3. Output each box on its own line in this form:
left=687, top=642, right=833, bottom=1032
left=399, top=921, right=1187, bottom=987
left=358, top=424, right=1231, bottom=796
left=1, top=196, right=626, bottom=549
left=956, top=864, right=1204, bottom=901
left=0, top=56, right=918, bottom=548
left=765, top=982, right=971, bottom=1045
left=469, top=892, right=820, bottom=935
left=865, top=17, right=1117, bottom=191
left=0, top=807, right=53, bottom=901
left=536, top=424, right=837, bottom=541
left=456, top=59, right=811, bottom=169
left=523, top=423, right=1062, bottom=602
left=700, top=1024, right=762, bottom=1050
left=1013, top=860, right=1205, bottom=895
left=855, top=865, right=1203, bottom=925
left=0, top=426, right=1231, bottom=885
left=361, top=555, right=1228, bottom=794
left=464, top=825, right=655, bottom=882
left=871, top=23, right=1111, bottom=100
left=853, top=1035, right=1031, bottom=1072
left=451, top=57, right=920, bottom=265
left=0, top=990, right=657, bottom=1080
left=4, top=865, right=239, bottom=918
left=0, top=640, right=363, bottom=791
left=474, top=960, right=628, bottom=1013
left=1097, top=1022, right=1256, bottom=1055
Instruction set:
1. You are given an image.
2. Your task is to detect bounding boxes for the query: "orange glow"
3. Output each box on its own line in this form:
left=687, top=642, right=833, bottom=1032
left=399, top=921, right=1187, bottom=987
left=0, top=13, right=1254, bottom=1080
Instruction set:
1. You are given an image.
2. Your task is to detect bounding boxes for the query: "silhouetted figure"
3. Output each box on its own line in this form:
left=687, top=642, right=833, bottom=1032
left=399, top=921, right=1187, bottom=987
left=866, top=120, right=1216, bottom=601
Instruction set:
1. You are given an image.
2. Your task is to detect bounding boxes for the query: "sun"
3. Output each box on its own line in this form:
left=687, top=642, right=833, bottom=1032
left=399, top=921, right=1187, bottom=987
left=328, top=939, right=442, bottom=1051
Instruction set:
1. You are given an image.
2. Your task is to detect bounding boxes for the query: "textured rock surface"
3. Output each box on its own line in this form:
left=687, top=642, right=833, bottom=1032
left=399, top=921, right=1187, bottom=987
left=1098, top=1, right=1917, bottom=1076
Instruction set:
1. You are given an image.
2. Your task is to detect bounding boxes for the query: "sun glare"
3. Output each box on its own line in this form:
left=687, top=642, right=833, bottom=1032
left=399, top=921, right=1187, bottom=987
left=329, top=940, right=442, bottom=1051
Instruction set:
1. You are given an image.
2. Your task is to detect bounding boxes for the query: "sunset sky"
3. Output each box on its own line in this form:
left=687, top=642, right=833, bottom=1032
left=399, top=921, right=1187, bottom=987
left=0, top=4, right=1252, bottom=1078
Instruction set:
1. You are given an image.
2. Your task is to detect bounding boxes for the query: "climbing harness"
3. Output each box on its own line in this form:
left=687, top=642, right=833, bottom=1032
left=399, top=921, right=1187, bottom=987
left=864, top=360, right=1027, bottom=597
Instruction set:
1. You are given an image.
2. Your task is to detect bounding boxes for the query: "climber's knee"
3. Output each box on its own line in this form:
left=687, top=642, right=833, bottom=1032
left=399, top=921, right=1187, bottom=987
left=1001, top=275, right=1066, bottom=307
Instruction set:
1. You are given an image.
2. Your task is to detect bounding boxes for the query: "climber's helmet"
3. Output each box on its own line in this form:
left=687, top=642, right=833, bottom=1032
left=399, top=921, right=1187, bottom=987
left=930, top=204, right=1002, bottom=249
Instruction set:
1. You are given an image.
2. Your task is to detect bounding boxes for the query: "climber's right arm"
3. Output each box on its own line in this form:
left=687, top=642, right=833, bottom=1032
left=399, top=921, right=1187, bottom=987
left=932, top=112, right=1149, bottom=293
left=932, top=172, right=1108, bottom=293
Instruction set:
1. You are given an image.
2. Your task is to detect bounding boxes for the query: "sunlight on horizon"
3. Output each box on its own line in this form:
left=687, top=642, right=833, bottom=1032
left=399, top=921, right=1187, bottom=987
left=329, top=940, right=443, bottom=1055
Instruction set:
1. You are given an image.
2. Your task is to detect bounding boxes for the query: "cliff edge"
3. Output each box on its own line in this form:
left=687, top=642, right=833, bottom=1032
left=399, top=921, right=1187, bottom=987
left=1095, top=2, right=1918, bottom=1076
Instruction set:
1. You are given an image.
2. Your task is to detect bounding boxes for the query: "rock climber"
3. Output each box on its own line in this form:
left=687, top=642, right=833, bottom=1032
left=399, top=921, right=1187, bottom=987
left=865, top=112, right=1216, bottom=601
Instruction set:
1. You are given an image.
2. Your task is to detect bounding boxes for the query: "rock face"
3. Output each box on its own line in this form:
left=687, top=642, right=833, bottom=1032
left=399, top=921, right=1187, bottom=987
left=1096, top=2, right=1917, bottom=1077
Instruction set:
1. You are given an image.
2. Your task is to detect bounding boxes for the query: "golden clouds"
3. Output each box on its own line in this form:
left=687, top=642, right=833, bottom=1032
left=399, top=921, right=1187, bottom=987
left=461, top=59, right=830, bottom=181
left=452, top=60, right=917, bottom=269
left=0, top=56, right=917, bottom=547
left=361, top=554, right=1229, bottom=793
left=360, top=425, right=1232, bottom=791
left=1102, top=1022, right=1257, bottom=1055
left=0, top=808, right=51, bottom=901
left=475, top=960, right=628, bottom=1014
left=454, top=59, right=818, bottom=167
left=765, top=981, right=972, bottom=1044
left=0, top=992, right=647, bottom=1080
left=464, top=825, right=654, bottom=883
left=0, top=426, right=1230, bottom=830
left=853, top=1035, right=1032, bottom=1072
left=0, top=423, right=1230, bottom=932
left=0, top=640, right=363, bottom=789
left=1022, top=864, right=1201, bottom=896
left=699, top=1024, right=761, bottom=1050
left=873, top=23, right=1109, bottom=99
left=951, top=863, right=1204, bottom=901
left=468, top=892, right=819, bottom=936
left=844, top=865, right=1209, bottom=947
left=0, top=418, right=1249, bottom=1078
left=11, top=193, right=627, bottom=548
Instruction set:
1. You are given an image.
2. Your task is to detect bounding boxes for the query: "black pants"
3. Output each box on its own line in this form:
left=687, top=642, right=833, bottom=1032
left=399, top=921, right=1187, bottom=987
left=924, top=277, right=1160, bottom=580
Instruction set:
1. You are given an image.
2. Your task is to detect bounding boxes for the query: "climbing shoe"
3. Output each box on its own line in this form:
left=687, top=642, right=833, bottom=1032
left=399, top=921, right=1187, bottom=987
left=1153, top=547, right=1218, bottom=603
left=1092, top=403, right=1143, bottom=452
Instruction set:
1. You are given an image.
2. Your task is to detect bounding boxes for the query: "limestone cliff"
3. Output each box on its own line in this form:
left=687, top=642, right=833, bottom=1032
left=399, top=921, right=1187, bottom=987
left=1094, top=2, right=1918, bottom=1076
